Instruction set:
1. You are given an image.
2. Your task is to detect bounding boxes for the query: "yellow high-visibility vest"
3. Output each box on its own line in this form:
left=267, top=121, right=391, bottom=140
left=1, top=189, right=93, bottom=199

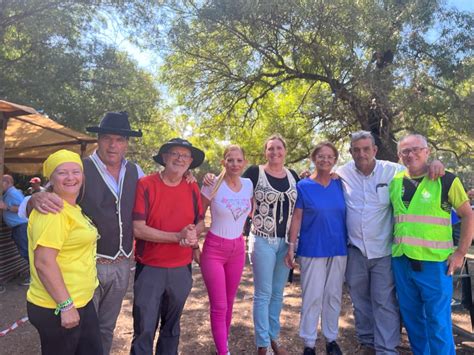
left=389, top=172, right=453, bottom=261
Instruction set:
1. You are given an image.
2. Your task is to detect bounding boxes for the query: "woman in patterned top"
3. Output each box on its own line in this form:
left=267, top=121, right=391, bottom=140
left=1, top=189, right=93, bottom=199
left=243, top=135, right=299, bottom=355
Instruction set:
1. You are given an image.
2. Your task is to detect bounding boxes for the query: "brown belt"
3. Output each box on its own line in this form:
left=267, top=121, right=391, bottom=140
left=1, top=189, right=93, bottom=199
left=96, top=255, right=128, bottom=265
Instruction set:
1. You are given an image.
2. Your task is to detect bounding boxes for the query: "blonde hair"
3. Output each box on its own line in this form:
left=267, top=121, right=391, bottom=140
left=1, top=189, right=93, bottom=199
left=209, top=145, right=245, bottom=200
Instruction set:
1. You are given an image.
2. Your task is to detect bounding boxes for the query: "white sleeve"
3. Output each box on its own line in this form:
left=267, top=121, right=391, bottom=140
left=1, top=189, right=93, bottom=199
left=335, top=162, right=350, bottom=178
left=395, top=162, right=406, bottom=174
left=243, top=178, right=254, bottom=199
left=18, top=195, right=31, bottom=220
left=136, top=164, right=145, bottom=178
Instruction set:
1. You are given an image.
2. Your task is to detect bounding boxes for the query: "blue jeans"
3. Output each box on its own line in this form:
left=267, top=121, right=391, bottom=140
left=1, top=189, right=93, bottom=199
left=392, top=255, right=454, bottom=355
left=251, top=235, right=290, bottom=347
left=12, top=223, right=29, bottom=264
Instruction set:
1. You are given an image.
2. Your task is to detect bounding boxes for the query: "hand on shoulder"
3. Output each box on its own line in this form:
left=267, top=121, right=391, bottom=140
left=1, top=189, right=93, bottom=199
left=30, top=192, right=63, bottom=214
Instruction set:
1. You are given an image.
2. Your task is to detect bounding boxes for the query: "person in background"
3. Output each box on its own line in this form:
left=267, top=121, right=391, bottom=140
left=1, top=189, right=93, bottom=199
left=200, top=145, right=253, bottom=355
left=27, top=149, right=101, bottom=355
left=0, top=175, right=29, bottom=282
left=468, top=188, right=474, bottom=206
left=131, top=138, right=205, bottom=355
left=390, top=134, right=474, bottom=355
left=27, top=177, right=46, bottom=195
left=285, top=142, right=346, bottom=355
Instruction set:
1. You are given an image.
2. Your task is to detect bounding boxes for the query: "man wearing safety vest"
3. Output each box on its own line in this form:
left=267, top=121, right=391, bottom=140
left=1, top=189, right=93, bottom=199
left=390, top=134, right=474, bottom=355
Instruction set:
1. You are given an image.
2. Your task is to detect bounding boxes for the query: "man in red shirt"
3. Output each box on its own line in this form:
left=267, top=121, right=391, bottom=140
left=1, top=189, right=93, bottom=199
left=131, top=138, right=205, bottom=355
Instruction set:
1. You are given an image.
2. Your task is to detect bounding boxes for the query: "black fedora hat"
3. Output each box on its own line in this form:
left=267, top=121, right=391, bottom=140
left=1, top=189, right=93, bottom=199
left=153, top=138, right=205, bottom=169
left=86, top=111, right=142, bottom=137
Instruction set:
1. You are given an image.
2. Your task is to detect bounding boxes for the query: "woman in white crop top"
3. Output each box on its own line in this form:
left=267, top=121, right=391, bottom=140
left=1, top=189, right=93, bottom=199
left=200, top=145, right=253, bottom=355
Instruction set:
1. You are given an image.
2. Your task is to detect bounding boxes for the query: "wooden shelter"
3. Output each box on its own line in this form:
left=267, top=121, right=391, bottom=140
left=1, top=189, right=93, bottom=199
left=2, top=101, right=97, bottom=175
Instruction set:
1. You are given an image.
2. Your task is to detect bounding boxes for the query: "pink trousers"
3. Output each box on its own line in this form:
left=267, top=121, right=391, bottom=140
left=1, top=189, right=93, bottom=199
left=200, top=231, right=245, bottom=355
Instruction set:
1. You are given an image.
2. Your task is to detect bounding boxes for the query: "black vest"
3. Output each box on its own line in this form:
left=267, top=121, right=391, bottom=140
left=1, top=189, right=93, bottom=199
left=80, top=157, right=138, bottom=258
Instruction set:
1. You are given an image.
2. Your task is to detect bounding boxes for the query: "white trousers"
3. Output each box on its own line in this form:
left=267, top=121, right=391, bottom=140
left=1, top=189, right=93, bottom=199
left=299, top=255, right=347, bottom=347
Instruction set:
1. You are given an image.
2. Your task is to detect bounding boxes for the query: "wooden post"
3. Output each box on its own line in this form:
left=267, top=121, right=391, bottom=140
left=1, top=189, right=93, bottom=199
left=0, top=111, right=7, bottom=224
left=80, top=141, right=87, bottom=157
left=0, top=111, right=6, bottom=184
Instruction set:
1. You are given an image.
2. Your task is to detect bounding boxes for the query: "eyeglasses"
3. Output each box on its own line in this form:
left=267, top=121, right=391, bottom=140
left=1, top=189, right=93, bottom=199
left=315, top=155, right=336, bottom=161
left=166, top=151, right=192, bottom=161
left=399, top=146, right=427, bottom=157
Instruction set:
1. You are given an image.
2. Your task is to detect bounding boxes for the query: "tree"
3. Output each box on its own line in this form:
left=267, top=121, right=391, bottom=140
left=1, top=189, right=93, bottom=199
left=160, top=0, right=473, bottom=165
left=0, top=0, right=162, bottom=129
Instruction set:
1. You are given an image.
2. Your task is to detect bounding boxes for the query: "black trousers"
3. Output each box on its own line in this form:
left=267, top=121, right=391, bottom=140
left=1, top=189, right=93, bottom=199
left=131, top=263, right=193, bottom=355
left=27, top=300, right=102, bottom=355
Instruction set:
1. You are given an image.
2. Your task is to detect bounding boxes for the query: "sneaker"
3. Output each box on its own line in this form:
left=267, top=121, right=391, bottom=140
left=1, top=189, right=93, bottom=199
left=257, top=347, right=268, bottom=355
left=326, top=341, right=342, bottom=355
left=303, top=347, right=316, bottom=355
left=271, top=339, right=289, bottom=355
left=18, top=276, right=30, bottom=286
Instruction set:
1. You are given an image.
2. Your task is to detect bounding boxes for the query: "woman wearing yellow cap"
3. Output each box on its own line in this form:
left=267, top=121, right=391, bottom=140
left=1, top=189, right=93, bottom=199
left=26, top=149, right=102, bottom=354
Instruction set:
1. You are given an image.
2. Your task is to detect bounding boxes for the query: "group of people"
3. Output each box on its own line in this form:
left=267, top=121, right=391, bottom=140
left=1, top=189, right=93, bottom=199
left=9, top=110, right=473, bottom=355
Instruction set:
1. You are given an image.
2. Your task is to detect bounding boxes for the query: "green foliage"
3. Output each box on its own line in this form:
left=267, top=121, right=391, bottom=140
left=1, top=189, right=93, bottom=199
left=128, top=110, right=178, bottom=174
left=0, top=0, right=162, bottom=130
left=2, top=0, right=472, bottom=177
left=160, top=0, right=473, bottom=169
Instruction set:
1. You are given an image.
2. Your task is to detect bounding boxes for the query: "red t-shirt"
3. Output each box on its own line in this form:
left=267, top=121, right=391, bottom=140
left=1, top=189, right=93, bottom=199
left=133, top=173, right=203, bottom=268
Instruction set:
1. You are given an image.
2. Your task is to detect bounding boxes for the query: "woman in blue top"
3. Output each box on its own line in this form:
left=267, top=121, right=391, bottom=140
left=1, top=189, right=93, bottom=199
left=285, top=142, right=347, bottom=355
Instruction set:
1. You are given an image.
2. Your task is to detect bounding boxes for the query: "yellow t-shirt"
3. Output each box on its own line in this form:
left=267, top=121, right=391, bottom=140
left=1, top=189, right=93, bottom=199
left=27, top=201, right=98, bottom=308
left=448, top=177, right=469, bottom=210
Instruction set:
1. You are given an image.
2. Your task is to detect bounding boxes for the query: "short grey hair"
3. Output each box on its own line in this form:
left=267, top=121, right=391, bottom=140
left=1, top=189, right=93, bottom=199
left=397, top=134, right=428, bottom=153
left=350, top=130, right=375, bottom=147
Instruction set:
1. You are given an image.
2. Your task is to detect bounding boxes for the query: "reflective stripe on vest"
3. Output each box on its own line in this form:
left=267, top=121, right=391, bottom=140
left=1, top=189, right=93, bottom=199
left=394, top=214, right=451, bottom=226
left=393, top=236, right=453, bottom=249
left=389, top=172, right=453, bottom=261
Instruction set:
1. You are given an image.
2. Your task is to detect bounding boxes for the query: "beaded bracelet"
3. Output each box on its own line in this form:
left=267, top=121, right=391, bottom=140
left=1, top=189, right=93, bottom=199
left=54, top=297, right=73, bottom=315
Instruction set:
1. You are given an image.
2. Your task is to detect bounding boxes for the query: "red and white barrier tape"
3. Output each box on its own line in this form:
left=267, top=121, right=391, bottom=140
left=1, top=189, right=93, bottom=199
left=0, top=316, right=29, bottom=337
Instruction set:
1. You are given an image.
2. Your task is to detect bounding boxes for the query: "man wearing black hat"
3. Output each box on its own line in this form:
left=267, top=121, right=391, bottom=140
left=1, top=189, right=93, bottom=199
left=131, top=138, right=205, bottom=355
left=22, top=112, right=144, bottom=354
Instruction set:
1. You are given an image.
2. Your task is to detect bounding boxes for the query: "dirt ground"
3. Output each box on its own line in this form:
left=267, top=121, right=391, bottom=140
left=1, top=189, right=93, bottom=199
left=1, top=259, right=474, bottom=355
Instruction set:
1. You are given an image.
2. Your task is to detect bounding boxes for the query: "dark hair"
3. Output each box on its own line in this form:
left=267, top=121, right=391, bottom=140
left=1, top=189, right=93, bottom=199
left=310, top=141, right=339, bottom=162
